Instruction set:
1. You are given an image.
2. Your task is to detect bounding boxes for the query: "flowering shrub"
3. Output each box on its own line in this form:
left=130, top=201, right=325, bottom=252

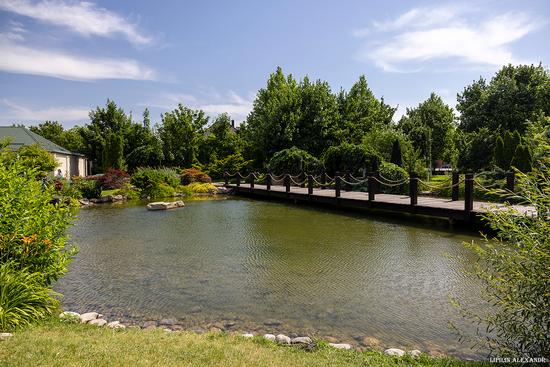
left=181, top=168, right=211, bottom=185
left=97, top=168, right=130, bottom=189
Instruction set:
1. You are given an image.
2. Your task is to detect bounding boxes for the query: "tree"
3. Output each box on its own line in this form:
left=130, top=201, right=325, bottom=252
left=158, top=104, right=208, bottom=167
left=268, top=147, right=322, bottom=175
left=457, top=64, right=550, bottom=134
left=510, top=144, right=533, bottom=173
left=323, top=143, right=380, bottom=175
left=390, top=139, right=403, bottom=167
left=29, top=122, right=85, bottom=153
left=13, top=144, right=57, bottom=177
left=125, top=109, right=164, bottom=171
left=398, top=93, right=456, bottom=166
left=199, top=113, right=241, bottom=166
left=457, top=128, right=495, bottom=171
left=362, top=124, right=412, bottom=163
left=338, top=75, right=396, bottom=144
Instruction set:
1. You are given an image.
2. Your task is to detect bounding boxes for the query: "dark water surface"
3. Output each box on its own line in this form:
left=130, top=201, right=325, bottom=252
left=56, top=197, right=486, bottom=357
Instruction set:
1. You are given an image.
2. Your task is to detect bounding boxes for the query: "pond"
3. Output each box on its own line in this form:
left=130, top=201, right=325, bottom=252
left=56, top=197, right=487, bottom=358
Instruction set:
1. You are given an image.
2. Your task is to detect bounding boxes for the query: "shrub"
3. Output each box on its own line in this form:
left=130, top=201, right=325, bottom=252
left=323, top=143, right=380, bottom=176
left=187, top=182, right=217, bottom=194
left=0, top=263, right=59, bottom=331
left=15, top=144, right=57, bottom=178
left=181, top=168, right=211, bottom=185
left=207, top=153, right=252, bottom=179
left=0, top=155, right=77, bottom=285
left=131, top=167, right=180, bottom=198
left=268, top=147, right=322, bottom=175
left=76, top=179, right=102, bottom=199
left=455, top=153, right=550, bottom=358
left=97, top=168, right=130, bottom=189
left=378, top=162, right=409, bottom=194
left=113, top=186, right=139, bottom=200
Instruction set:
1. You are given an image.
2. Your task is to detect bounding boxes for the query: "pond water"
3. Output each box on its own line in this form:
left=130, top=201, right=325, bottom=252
left=56, top=197, right=487, bottom=358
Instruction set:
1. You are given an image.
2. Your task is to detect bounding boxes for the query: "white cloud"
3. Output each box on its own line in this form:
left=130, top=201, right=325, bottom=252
left=0, top=36, right=156, bottom=80
left=355, top=5, right=543, bottom=72
left=0, top=0, right=151, bottom=45
left=0, top=98, right=89, bottom=122
left=143, top=90, right=254, bottom=123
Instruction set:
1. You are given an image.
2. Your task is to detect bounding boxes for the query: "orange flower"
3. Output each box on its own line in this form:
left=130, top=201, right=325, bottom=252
left=43, top=239, right=51, bottom=246
left=22, top=236, right=33, bottom=245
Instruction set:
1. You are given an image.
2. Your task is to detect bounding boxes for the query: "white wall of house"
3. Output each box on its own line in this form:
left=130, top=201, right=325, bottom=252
left=53, top=153, right=88, bottom=178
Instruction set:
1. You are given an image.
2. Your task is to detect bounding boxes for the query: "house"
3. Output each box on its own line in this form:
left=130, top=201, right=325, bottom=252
left=0, top=126, right=90, bottom=177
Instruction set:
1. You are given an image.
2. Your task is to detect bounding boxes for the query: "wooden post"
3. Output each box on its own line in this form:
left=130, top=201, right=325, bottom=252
left=224, top=173, right=228, bottom=186
left=464, top=173, right=474, bottom=212
left=409, top=172, right=418, bottom=206
left=335, top=172, right=341, bottom=198
left=321, top=171, right=326, bottom=189
left=451, top=171, right=459, bottom=201
left=285, top=174, right=290, bottom=193
left=368, top=173, right=375, bottom=201
left=266, top=172, right=271, bottom=191
left=236, top=174, right=240, bottom=187
left=506, top=171, right=515, bottom=192
left=250, top=173, right=255, bottom=188
left=307, top=175, right=313, bottom=195
left=300, top=172, right=306, bottom=188
left=345, top=171, right=352, bottom=191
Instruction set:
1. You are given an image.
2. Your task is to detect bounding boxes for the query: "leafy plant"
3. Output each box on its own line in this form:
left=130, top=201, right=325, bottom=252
left=455, top=153, right=550, bottom=358
left=323, top=143, right=380, bottom=176
left=268, top=147, right=321, bottom=175
left=378, top=162, right=408, bottom=194
left=0, top=263, right=60, bottom=331
left=76, top=179, right=102, bottom=199
left=0, top=154, right=77, bottom=285
left=181, top=168, right=211, bottom=185
left=207, top=153, right=252, bottom=179
left=186, top=182, right=217, bottom=194
left=97, top=168, right=130, bottom=189
left=131, top=167, right=180, bottom=198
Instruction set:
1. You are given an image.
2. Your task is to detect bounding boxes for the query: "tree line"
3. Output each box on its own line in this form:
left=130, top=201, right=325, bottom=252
left=30, top=64, right=550, bottom=177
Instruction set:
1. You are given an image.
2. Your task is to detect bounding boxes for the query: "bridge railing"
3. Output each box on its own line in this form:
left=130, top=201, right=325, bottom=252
left=223, top=171, right=517, bottom=213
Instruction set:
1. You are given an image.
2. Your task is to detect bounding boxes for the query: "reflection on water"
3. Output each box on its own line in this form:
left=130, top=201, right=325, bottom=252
left=56, top=197, right=486, bottom=357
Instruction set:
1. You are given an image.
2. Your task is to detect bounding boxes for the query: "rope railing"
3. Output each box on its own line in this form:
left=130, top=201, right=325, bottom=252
left=223, top=170, right=518, bottom=213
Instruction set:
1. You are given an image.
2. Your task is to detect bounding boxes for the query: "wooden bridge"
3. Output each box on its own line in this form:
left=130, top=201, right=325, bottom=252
left=224, top=172, right=535, bottom=224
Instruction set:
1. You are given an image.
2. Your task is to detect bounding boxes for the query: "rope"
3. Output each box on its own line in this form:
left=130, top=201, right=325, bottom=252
left=378, top=174, right=409, bottom=184
left=340, top=177, right=369, bottom=185
left=289, top=177, right=307, bottom=186
left=371, top=177, right=409, bottom=187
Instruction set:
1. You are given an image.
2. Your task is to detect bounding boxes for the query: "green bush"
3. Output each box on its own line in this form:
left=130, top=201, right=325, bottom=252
left=131, top=167, right=180, bottom=198
left=76, top=179, right=102, bottom=199
left=207, top=153, right=252, bottom=179
left=268, top=147, right=322, bottom=175
left=0, top=263, right=59, bottom=331
left=323, top=143, right=380, bottom=176
left=0, top=155, right=77, bottom=285
left=456, top=154, right=550, bottom=358
left=113, top=186, right=139, bottom=200
left=378, top=162, right=409, bottom=194
left=186, top=182, right=217, bottom=194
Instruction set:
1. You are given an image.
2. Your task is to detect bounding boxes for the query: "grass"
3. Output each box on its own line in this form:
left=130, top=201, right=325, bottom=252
left=0, top=320, right=489, bottom=367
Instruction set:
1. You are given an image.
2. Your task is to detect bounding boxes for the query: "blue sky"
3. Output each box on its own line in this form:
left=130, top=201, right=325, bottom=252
left=0, top=0, right=548, bottom=127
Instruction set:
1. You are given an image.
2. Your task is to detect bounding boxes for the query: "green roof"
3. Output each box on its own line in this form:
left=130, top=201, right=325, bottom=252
left=0, top=126, right=73, bottom=155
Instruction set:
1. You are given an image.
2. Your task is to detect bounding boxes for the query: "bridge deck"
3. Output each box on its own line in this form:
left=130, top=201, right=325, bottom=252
left=226, top=184, right=536, bottom=222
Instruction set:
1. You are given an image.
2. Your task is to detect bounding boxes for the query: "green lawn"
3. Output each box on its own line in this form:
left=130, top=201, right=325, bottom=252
left=0, top=321, right=489, bottom=367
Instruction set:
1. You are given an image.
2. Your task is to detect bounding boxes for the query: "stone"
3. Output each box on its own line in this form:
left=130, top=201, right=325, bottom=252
left=329, top=343, right=352, bottom=350
left=107, top=321, right=126, bottom=329
left=409, top=350, right=422, bottom=358
left=171, top=325, right=184, bottom=331
left=263, top=319, right=282, bottom=327
left=276, top=334, right=291, bottom=344
left=112, top=195, right=124, bottom=201
left=79, top=312, right=102, bottom=324
left=59, top=311, right=80, bottom=319
left=325, top=336, right=339, bottom=343
left=78, top=199, right=90, bottom=206
left=0, top=333, right=13, bottom=341
left=362, top=336, right=382, bottom=349
left=159, top=318, right=178, bottom=326
left=89, top=319, right=107, bottom=327
left=263, top=334, right=276, bottom=341
left=146, top=201, right=185, bottom=211
left=189, top=306, right=202, bottom=313
left=192, top=327, right=206, bottom=334
left=288, top=332, right=298, bottom=338
left=241, top=333, right=254, bottom=338
left=209, top=327, right=223, bottom=334
left=224, top=322, right=236, bottom=329
left=384, top=348, right=406, bottom=357
left=142, top=321, right=157, bottom=328
left=291, top=336, right=312, bottom=345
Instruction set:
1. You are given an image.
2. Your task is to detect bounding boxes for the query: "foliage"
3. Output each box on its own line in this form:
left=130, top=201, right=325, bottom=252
left=0, top=152, right=77, bottom=285
left=97, top=168, right=130, bottom=189
left=125, top=109, right=164, bottom=171
left=0, top=263, right=59, bottom=331
left=159, top=104, right=208, bottom=167
left=76, top=179, right=102, bottom=199
left=323, top=143, right=380, bottom=176
left=113, top=186, right=139, bottom=200
left=198, top=113, right=241, bottom=166
left=29, top=121, right=85, bottom=153
left=457, top=64, right=550, bottom=134
left=180, top=168, right=212, bottom=185
left=8, top=144, right=58, bottom=178
left=458, top=157, right=550, bottom=358
left=207, top=153, right=252, bottom=179
left=390, top=139, right=403, bottom=167
left=398, top=93, right=456, bottom=165
left=268, top=147, right=322, bottom=175
left=378, top=162, right=409, bottom=194
left=186, top=182, right=218, bottom=194
left=362, top=124, right=411, bottom=163
left=510, top=144, right=533, bottom=173
left=130, top=167, right=180, bottom=198
left=457, top=128, right=496, bottom=172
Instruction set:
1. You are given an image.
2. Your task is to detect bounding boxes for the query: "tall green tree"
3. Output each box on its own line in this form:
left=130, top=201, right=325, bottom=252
left=398, top=93, right=456, bottom=166
left=158, top=104, right=208, bottom=167
left=457, top=64, right=550, bottom=134
left=338, top=75, right=396, bottom=143
left=125, top=109, right=164, bottom=170
left=390, top=139, right=403, bottom=167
